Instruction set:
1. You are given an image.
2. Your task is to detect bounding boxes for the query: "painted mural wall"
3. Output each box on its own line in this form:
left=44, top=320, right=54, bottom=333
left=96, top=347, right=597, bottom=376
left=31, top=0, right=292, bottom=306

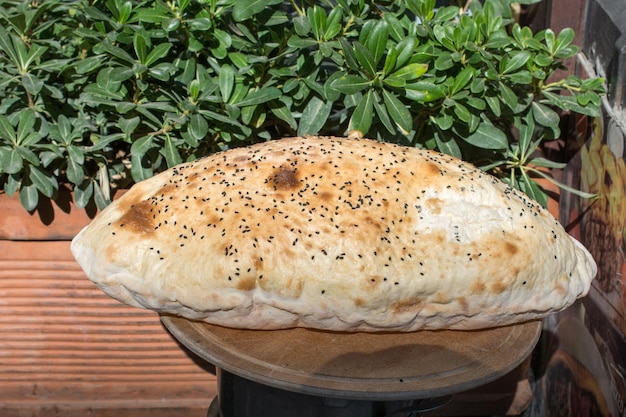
left=529, top=0, right=626, bottom=415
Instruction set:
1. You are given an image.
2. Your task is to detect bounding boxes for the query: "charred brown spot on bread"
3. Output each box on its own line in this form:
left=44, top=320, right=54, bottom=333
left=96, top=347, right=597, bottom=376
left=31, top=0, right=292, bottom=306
left=269, top=166, right=300, bottom=190
left=363, top=275, right=382, bottom=290
left=471, top=279, right=486, bottom=294
left=490, top=279, right=508, bottom=294
left=432, top=291, right=450, bottom=304
left=354, top=297, right=365, bottom=307
left=457, top=296, right=469, bottom=312
left=253, top=257, right=264, bottom=270
left=425, top=198, right=443, bottom=214
left=392, top=299, right=421, bottom=313
left=236, top=276, right=256, bottom=291
left=424, top=161, right=441, bottom=176
left=318, top=191, right=334, bottom=202
left=116, top=200, right=155, bottom=234
left=285, top=277, right=303, bottom=294
left=504, top=241, right=519, bottom=256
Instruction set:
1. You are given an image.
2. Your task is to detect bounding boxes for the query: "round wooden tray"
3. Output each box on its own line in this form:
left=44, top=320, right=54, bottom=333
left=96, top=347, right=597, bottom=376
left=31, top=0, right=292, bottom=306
left=161, top=315, right=541, bottom=401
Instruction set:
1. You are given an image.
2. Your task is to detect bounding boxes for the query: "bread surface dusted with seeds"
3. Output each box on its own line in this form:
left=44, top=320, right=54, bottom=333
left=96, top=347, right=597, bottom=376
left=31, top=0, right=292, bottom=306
left=71, top=136, right=597, bottom=331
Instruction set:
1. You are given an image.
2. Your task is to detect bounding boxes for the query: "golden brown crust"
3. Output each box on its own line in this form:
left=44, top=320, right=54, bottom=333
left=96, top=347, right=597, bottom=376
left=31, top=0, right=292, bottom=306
left=71, top=136, right=597, bottom=331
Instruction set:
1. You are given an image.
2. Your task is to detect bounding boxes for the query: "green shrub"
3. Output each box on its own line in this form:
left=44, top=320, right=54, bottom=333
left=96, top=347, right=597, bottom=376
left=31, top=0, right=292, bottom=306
left=0, top=0, right=604, bottom=211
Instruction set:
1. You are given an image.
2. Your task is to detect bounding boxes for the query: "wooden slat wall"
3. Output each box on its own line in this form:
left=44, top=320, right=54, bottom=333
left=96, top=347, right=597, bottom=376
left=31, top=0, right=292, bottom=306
left=0, top=240, right=217, bottom=417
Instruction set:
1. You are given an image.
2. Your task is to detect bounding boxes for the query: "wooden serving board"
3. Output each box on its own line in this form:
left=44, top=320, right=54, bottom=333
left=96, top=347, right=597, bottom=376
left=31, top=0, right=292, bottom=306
left=161, top=315, right=541, bottom=401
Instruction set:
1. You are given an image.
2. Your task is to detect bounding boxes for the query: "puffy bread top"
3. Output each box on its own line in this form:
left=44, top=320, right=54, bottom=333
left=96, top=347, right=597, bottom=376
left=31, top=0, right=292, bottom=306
left=71, top=136, right=597, bottom=331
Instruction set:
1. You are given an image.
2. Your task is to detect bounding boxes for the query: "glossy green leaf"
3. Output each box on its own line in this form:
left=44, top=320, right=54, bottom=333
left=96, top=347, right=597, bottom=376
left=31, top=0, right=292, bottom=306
left=404, top=82, right=445, bottom=102
left=67, top=145, right=85, bottom=186
left=394, top=37, right=416, bottom=69
left=349, top=90, right=374, bottom=135
left=0, top=26, right=20, bottom=68
left=16, top=109, right=36, bottom=145
left=189, top=79, right=200, bottom=101
left=99, top=40, right=135, bottom=64
left=554, top=45, right=578, bottom=59
left=528, top=157, right=567, bottom=169
left=450, top=67, right=474, bottom=95
left=293, top=15, right=310, bottom=36
left=119, top=116, right=140, bottom=134
left=559, top=95, right=602, bottom=117
left=453, top=102, right=471, bottom=123
left=0, top=115, right=16, bottom=144
left=390, top=63, right=428, bottom=81
left=354, top=42, right=376, bottom=78
left=465, top=97, right=486, bottom=110
left=433, top=25, right=455, bottom=51
left=434, top=129, right=462, bottom=159
left=93, top=180, right=111, bottom=211
left=188, top=18, right=212, bottom=31
left=22, top=73, right=44, bottom=95
left=233, top=0, right=282, bottom=22
left=1, top=148, right=23, bottom=174
left=365, top=21, right=389, bottom=65
left=163, top=136, right=182, bottom=167
left=330, top=75, right=371, bottom=95
left=29, top=165, right=56, bottom=197
left=485, top=95, right=501, bottom=117
left=219, top=65, right=235, bottom=102
left=544, top=28, right=556, bottom=54
left=527, top=166, right=598, bottom=199
left=324, top=8, right=343, bottom=40
left=118, top=1, right=132, bottom=24
left=145, top=43, right=171, bottom=67
left=531, top=102, right=560, bottom=127
left=463, top=123, right=508, bottom=149
left=501, top=51, right=531, bottom=74
left=74, top=55, right=106, bottom=74
left=309, top=5, right=326, bottom=41
left=518, top=114, right=535, bottom=157
left=434, top=52, right=454, bottom=71
left=235, top=87, right=282, bottom=107
left=433, top=6, right=459, bottom=23
left=373, top=93, right=395, bottom=134
left=382, top=45, right=398, bottom=77
left=383, top=76, right=406, bottom=88
left=16, top=146, right=39, bottom=166
left=133, top=32, right=147, bottom=64
left=74, top=180, right=93, bottom=209
left=382, top=89, right=412, bottom=134
left=433, top=112, right=453, bottom=130
left=534, top=53, right=553, bottom=67
left=340, top=39, right=359, bottom=72
left=505, top=71, right=533, bottom=84
left=499, top=81, right=518, bottom=110
left=298, top=96, right=332, bottom=136
left=189, top=114, right=209, bottom=141
left=19, top=181, right=39, bottom=211
left=269, top=100, right=297, bottom=130
left=484, top=32, right=512, bottom=49
left=383, top=13, right=405, bottom=42
left=517, top=173, right=548, bottom=208
left=287, top=36, right=318, bottom=48
left=135, top=7, right=168, bottom=24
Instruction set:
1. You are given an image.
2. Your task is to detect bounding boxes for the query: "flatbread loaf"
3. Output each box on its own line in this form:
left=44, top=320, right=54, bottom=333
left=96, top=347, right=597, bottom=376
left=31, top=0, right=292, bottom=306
left=71, top=136, right=596, bottom=331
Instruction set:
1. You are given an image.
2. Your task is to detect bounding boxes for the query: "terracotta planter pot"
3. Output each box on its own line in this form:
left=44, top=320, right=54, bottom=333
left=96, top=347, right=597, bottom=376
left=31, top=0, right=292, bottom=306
left=0, top=192, right=216, bottom=417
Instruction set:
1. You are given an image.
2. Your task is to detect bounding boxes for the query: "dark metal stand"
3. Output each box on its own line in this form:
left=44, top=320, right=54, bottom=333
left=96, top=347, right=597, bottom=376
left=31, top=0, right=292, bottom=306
left=208, top=369, right=451, bottom=417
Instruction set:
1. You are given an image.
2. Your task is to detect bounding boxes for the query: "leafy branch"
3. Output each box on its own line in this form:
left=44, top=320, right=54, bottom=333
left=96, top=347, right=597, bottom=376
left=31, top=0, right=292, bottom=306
left=0, top=0, right=604, bottom=211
